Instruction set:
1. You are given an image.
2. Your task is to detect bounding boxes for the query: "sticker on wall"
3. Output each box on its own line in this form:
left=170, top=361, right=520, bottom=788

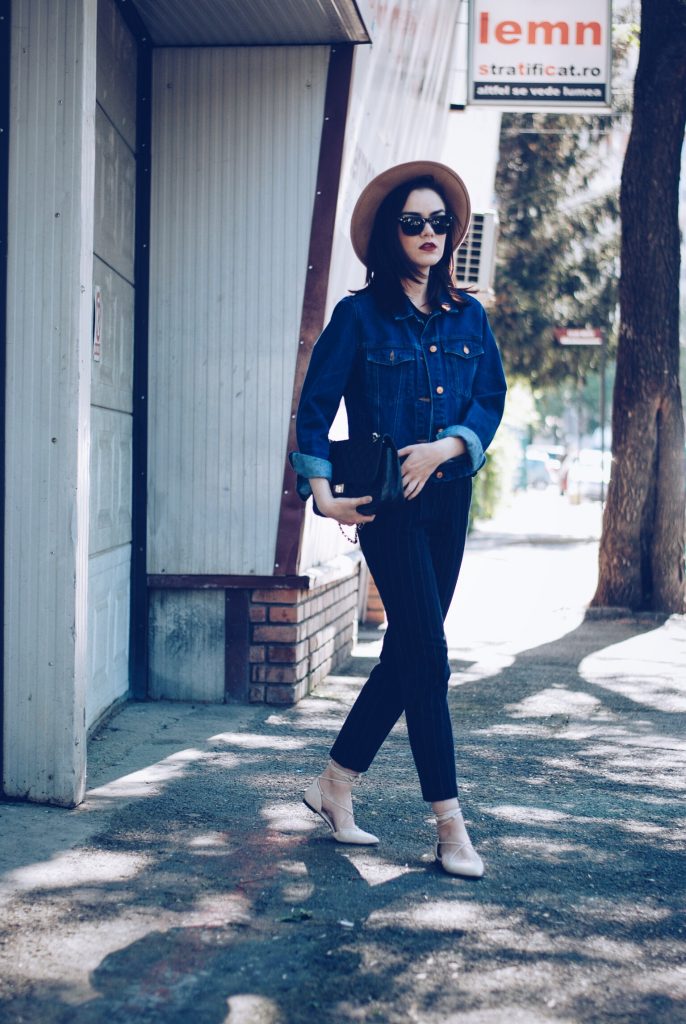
left=93, top=285, right=102, bottom=362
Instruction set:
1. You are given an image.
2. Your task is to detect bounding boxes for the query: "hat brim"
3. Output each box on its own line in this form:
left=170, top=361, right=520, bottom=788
left=350, top=161, right=472, bottom=267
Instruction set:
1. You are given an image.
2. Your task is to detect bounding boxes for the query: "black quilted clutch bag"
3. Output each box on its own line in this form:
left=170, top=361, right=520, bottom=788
left=328, top=433, right=404, bottom=515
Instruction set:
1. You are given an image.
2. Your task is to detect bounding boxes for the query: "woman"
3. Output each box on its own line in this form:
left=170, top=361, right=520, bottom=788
left=289, top=161, right=506, bottom=878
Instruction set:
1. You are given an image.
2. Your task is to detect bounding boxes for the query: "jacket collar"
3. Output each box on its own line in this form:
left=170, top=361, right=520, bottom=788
left=392, top=288, right=465, bottom=321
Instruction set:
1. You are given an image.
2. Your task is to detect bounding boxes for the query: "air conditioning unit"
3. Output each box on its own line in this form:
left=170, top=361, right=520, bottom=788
left=455, top=210, right=498, bottom=295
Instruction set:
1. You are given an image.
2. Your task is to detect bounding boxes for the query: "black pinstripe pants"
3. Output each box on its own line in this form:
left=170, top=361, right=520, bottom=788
left=330, top=477, right=472, bottom=802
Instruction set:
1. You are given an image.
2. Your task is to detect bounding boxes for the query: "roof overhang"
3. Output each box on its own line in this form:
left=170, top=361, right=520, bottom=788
left=127, top=0, right=370, bottom=46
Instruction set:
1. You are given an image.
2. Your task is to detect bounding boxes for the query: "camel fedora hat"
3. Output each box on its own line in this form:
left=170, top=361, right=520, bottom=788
left=350, top=160, right=471, bottom=266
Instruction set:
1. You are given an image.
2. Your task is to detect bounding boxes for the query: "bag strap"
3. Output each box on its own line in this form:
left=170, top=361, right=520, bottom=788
left=338, top=523, right=360, bottom=544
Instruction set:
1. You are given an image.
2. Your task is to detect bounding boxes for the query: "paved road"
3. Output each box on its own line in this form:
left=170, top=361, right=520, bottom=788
left=1, top=492, right=684, bottom=1023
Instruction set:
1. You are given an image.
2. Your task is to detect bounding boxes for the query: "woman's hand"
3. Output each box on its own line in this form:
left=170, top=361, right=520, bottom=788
left=309, top=478, right=376, bottom=526
left=398, top=437, right=466, bottom=500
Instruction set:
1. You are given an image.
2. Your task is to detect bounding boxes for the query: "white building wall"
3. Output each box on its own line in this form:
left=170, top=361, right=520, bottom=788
left=147, top=46, right=329, bottom=576
left=88, top=0, right=137, bottom=729
left=4, top=0, right=96, bottom=805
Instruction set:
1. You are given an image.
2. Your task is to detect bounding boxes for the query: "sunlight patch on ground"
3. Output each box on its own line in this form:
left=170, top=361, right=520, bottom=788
left=471, top=723, right=559, bottom=738
left=579, top=674, right=686, bottom=713
left=537, top=749, right=685, bottom=792
left=504, top=686, right=604, bottom=718
left=84, top=748, right=213, bottom=805
left=579, top=617, right=686, bottom=712
left=280, top=880, right=315, bottom=902
left=0, top=848, right=149, bottom=897
left=498, top=835, right=601, bottom=862
left=550, top=721, right=624, bottom=739
left=187, top=832, right=232, bottom=849
left=262, top=800, right=317, bottom=834
left=449, top=610, right=588, bottom=662
left=575, top=898, right=672, bottom=923
left=486, top=805, right=574, bottom=824
left=277, top=859, right=308, bottom=876
left=618, top=817, right=685, bottom=840
left=625, top=967, right=686, bottom=998
left=209, top=732, right=305, bottom=750
left=224, top=994, right=280, bottom=1024
left=575, top=738, right=686, bottom=769
left=449, top=654, right=516, bottom=683
left=0, top=917, right=167, bottom=1000
left=367, top=898, right=489, bottom=932
left=433, top=1010, right=577, bottom=1024
left=342, top=850, right=420, bottom=886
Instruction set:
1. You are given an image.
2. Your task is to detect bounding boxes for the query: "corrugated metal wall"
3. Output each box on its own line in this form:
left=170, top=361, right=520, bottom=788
left=4, top=0, right=96, bottom=805
left=88, top=0, right=137, bottom=729
left=148, top=46, right=329, bottom=576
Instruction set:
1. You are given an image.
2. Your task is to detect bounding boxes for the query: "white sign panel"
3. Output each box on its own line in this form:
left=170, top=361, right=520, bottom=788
left=469, top=0, right=612, bottom=111
left=554, top=327, right=603, bottom=345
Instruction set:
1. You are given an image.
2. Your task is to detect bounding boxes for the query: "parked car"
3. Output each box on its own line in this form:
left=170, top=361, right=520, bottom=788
left=565, top=449, right=612, bottom=502
left=517, top=448, right=554, bottom=490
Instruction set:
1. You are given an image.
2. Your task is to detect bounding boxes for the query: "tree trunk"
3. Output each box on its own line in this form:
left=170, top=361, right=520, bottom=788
left=592, top=0, right=686, bottom=613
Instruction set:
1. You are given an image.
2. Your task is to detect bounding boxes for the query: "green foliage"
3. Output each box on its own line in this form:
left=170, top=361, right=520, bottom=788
left=489, top=13, right=638, bottom=389
left=535, top=360, right=616, bottom=439
left=470, top=448, right=501, bottom=526
left=470, top=397, right=528, bottom=527
left=470, top=430, right=521, bottom=527
left=491, top=111, right=620, bottom=388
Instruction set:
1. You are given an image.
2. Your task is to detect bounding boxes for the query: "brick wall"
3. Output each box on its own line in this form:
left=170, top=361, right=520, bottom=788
left=247, top=563, right=360, bottom=705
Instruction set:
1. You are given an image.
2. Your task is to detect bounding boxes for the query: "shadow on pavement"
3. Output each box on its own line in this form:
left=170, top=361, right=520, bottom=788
left=1, top=615, right=684, bottom=1023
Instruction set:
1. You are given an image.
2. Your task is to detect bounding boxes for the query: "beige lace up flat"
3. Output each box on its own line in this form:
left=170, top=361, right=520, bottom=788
left=303, top=761, right=379, bottom=845
left=434, top=806, right=484, bottom=878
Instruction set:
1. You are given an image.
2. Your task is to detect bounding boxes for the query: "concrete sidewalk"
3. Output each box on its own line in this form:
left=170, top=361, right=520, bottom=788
left=1, top=493, right=685, bottom=1024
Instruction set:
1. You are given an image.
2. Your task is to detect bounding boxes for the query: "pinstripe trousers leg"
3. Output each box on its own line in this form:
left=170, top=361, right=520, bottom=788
left=330, top=478, right=472, bottom=802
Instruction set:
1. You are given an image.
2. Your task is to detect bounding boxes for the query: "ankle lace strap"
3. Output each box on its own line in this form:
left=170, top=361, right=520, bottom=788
left=435, top=805, right=463, bottom=825
left=324, top=761, right=362, bottom=785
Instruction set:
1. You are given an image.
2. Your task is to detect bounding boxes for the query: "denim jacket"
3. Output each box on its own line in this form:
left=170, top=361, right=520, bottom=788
left=289, top=287, right=507, bottom=499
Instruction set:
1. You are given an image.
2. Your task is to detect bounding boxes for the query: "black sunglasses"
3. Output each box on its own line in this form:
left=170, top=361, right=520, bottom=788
left=397, top=213, right=454, bottom=236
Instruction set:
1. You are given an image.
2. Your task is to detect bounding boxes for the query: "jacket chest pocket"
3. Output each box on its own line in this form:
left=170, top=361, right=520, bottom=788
left=364, top=346, right=416, bottom=404
left=442, top=336, right=483, bottom=396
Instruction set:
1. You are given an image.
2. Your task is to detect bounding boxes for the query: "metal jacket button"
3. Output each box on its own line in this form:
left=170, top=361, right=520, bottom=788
left=463, top=345, right=470, bottom=354
left=436, top=385, right=444, bottom=395
left=429, top=344, right=437, bottom=353
left=436, top=471, right=444, bottom=478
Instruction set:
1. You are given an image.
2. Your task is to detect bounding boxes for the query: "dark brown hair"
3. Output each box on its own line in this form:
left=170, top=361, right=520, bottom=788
left=361, top=175, right=468, bottom=312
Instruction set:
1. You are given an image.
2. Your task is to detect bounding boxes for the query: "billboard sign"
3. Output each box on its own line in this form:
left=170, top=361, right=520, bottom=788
left=469, top=0, right=612, bottom=111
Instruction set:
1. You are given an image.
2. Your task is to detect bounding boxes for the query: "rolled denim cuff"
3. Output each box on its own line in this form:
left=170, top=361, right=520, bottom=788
left=289, top=452, right=333, bottom=500
left=436, top=425, right=485, bottom=475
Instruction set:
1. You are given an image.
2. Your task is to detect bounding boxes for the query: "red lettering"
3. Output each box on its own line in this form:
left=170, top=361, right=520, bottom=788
left=528, top=21, right=569, bottom=45
left=576, top=21, right=602, bottom=45
left=495, top=20, right=521, bottom=45
left=478, top=14, right=603, bottom=47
